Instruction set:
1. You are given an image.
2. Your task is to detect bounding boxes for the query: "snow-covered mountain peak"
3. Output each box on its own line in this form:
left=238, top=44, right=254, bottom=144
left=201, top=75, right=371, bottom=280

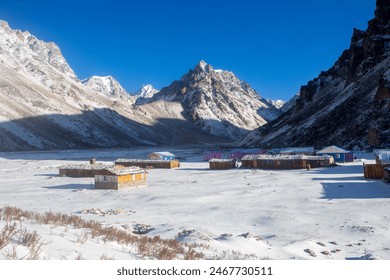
left=134, top=84, right=159, bottom=98
left=0, top=19, right=77, bottom=82
left=81, top=75, right=130, bottom=99
left=191, top=60, right=215, bottom=76
left=197, top=60, right=208, bottom=70
left=148, top=61, right=282, bottom=139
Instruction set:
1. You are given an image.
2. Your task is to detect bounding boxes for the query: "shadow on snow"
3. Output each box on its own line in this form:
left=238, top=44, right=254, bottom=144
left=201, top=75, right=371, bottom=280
left=42, top=184, right=94, bottom=190
left=321, top=181, right=390, bottom=200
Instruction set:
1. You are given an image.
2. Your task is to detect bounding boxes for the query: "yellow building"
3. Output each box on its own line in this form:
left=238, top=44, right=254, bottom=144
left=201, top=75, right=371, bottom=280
left=95, top=166, right=147, bottom=190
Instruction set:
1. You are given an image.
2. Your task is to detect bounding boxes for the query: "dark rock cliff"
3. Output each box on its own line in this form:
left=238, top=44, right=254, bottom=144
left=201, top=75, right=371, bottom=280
left=240, top=0, right=390, bottom=149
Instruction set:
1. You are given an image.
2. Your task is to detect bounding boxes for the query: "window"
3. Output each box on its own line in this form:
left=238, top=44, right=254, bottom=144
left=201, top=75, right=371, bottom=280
left=336, top=154, right=340, bottom=158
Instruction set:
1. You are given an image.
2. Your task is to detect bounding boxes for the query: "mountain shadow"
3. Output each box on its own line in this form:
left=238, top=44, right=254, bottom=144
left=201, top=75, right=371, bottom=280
left=0, top=107, right=235, bottom=152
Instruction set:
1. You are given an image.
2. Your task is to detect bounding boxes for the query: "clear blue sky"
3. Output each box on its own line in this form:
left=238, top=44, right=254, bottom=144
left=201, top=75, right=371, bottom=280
left=0, top=0, right=375, bottom=101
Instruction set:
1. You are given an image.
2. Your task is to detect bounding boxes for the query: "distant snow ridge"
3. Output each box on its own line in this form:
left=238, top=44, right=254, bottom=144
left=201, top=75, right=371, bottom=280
left=265, top=98, right=286, bottom=110
left=134, top=84, right=159, bottom=98
left=81, top=75, right=130, bottom=99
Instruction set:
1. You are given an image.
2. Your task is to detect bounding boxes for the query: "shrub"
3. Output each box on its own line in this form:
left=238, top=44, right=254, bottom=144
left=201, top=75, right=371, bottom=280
left=0, top=206, right=204, bottom=260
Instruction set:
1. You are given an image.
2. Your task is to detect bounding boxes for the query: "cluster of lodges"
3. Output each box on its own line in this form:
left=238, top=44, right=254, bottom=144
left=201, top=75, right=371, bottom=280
left=58, top=152, right=178, bottom=190
left=363, top=149, right=390, bottom=183
left=207, top=146, right=390, bottom=184
left=208, top=146, right=353, bottom=170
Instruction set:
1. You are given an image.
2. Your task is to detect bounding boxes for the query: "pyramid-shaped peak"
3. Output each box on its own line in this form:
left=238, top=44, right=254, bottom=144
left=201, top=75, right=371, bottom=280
left=198, top=60, right=208, bottom=68
left=194, top=60, right=214, bottom=73
left=135, top=84, right=159, bottom=98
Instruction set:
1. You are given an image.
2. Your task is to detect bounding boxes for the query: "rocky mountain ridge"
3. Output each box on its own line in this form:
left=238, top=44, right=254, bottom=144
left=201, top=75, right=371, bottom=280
left=240, top=0, right=390, bottom=149
left=81, top=76, right=159, bottom=100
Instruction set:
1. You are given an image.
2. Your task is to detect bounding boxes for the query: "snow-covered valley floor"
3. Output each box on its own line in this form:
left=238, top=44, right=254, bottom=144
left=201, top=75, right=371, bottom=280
left=0, top=147, right=389, bottom=260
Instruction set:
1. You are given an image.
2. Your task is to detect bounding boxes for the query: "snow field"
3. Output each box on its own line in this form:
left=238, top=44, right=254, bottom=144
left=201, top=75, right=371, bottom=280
left=0, top=148, right=389, bottom=260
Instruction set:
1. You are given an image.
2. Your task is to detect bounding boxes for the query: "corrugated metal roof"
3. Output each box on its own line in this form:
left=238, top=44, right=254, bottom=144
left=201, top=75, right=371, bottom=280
left=316, top=146, right=351, bottom=154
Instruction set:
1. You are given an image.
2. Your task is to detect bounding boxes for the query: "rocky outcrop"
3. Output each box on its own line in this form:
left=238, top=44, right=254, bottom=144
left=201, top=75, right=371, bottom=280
left=240, top=0, right=390, bottom=149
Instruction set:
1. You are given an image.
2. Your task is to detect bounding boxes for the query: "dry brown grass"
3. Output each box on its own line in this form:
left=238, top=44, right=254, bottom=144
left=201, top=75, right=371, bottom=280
left=4, top=245, right=18, bottom=260
left=0, top=222, right=18, bottom=250
left=0, top=206, right=204, bottom=260
left=76, top=232, right=89, bottom=245
left=0, top=221, right=45, bottom=260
